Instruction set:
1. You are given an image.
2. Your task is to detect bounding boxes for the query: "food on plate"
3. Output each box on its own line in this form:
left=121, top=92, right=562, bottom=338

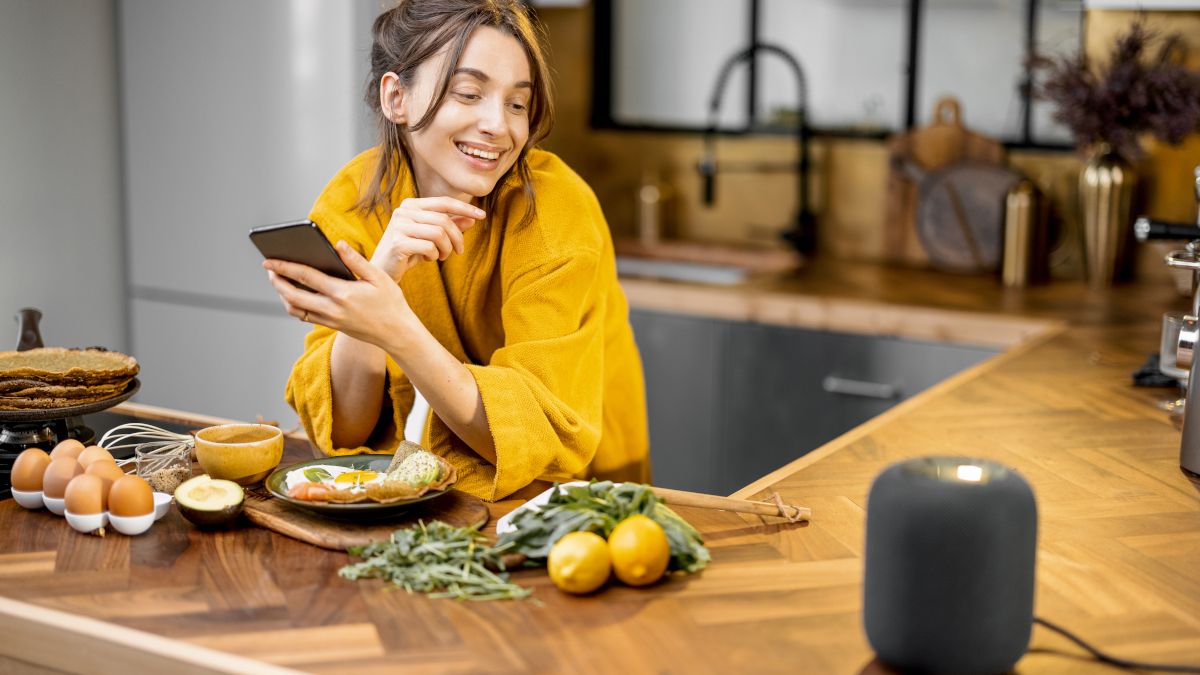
left=175, top=475, right=244, bottom=528
left=0, top=347, right=138, bottom=383
left=548, top=531, right=611, bottom=594
left=11, top=448, right=51, bottom=492
left=607, top=514, right=670, bottom=587
left=76, top=445, right=114, bottom=469
left=42, top=457, right=84, bottom=498
left=49, top=439, right=86, bottom=460
left=0, top=347, right=138, bottom=410
left=282, top=443, right=456, bottom=504
left=64, top=474, right=108, bottom=515
left=108, top=474, right=154, bottom=517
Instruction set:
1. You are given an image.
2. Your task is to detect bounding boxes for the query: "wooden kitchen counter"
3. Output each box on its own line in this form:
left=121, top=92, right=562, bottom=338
left=2, top=262, right=1198, bottom=674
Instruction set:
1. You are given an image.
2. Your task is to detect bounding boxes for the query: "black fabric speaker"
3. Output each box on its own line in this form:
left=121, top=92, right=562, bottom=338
left=863, top=457, right=1038, bottom=674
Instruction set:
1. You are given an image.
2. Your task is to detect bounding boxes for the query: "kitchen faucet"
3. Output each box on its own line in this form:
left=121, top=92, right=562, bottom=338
left=1150, top=165, right=1200, bottom=482
left=697, top=43, right=816, bottom=256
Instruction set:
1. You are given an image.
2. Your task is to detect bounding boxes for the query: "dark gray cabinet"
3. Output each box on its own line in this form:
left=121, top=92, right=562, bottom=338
left=630, top=309, right=997, bottom=495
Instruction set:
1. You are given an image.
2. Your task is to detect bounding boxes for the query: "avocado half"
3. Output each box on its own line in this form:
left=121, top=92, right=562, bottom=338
left=175, top=475, right=244, bottom=528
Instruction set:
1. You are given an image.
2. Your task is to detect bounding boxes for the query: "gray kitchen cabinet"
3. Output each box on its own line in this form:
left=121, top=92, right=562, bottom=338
left=629, top=310, right=726, bottom=493
left=630, top=310, right=998, bottom=495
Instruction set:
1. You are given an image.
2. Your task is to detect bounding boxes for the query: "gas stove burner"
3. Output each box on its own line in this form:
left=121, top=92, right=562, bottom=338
left=0, top=416, right=96, bottom=450
left=0, top=416, right=96, bottom=497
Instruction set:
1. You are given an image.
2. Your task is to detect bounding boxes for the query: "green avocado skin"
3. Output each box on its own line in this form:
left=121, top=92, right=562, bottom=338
left=178, top=500, right=244, bottom=528
left=175, top=476, right=245, bottom=529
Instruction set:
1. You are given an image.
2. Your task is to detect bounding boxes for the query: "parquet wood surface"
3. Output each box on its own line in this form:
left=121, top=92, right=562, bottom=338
left=2, top=268, right=1199, bottom=673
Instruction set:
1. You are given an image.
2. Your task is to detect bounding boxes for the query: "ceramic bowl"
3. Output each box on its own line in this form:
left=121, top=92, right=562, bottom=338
left=42, top=494, right=66, bottom=516
left=65, top=510, right=108, bottom=534
left=153, top=492, right=172, bottom=521
left=11, top=488, right=44, bottom=510
left=194, top=423, right=283, bottom=485
left=109, top=511, right=154, bottom=536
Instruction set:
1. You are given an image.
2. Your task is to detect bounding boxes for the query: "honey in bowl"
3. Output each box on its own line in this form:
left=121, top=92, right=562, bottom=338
left=193, top=424, right=283, bottom=485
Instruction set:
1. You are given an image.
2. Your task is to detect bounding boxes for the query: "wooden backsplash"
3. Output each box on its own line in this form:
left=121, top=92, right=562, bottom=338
left=537, top=7, right=1199, bottom=285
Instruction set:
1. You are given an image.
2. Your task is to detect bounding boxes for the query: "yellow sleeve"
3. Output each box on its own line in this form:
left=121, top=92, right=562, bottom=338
left=284, top=168, right=414, bottom=456
left=460, top=251, right=607, bottom=500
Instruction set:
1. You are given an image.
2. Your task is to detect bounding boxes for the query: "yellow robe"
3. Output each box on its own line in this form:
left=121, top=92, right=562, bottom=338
left=285, top=147, right=650, bottom=501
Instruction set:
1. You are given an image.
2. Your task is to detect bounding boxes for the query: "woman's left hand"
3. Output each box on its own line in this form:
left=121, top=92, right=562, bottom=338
left=263, top=241, right=411, bottom=346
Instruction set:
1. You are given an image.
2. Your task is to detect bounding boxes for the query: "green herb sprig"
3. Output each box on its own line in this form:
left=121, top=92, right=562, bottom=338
left=339, top=521, right=531, bottom=601
left=496, top=481, right=711, bottom=574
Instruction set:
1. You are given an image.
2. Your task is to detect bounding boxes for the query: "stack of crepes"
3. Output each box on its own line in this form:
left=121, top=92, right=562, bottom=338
left=0, top=348, right=139, bottom=410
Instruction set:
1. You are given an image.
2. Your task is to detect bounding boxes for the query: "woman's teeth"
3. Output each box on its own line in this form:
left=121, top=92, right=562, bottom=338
left=457, top=144, right=500, bottom=161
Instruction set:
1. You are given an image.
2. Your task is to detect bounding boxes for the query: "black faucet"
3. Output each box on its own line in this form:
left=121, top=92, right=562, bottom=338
left=697, top=43, right=816, bottom=256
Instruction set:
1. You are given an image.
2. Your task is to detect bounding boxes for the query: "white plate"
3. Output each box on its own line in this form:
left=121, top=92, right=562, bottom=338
left=495, top=481, right=596, bottom=535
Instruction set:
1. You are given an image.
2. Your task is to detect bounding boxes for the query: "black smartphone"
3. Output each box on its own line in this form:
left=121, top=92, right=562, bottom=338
left=249, top=220, right=356, bottom=291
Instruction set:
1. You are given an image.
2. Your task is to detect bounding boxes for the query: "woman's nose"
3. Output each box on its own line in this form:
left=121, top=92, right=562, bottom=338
left=476, top=98, right=508, bottom=137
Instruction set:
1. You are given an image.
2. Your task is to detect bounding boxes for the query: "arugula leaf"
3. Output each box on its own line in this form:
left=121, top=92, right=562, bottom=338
left=496, top=481, right=710, bottom=574
left=303, top=467, right=333, bottom=483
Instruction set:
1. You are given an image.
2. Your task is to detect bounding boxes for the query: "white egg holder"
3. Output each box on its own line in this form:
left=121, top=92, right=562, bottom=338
left=10, top=489, right=171, bottom=536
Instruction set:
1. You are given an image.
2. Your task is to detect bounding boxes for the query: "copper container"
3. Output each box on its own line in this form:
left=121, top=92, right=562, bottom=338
left=1079, top=145, right=1136, bottom=288
left=1002, top=180, right=1047, bottom=287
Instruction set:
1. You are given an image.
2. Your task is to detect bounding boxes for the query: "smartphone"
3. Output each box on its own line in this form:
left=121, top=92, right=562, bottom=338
left=249, top=220, right=355, bottom=291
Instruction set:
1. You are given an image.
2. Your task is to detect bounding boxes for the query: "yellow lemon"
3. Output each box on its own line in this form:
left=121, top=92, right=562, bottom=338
left=608, top=515, right=670, bottom=587
left=547, top=531, right=611, bottom=595
left=334, top=470, right=379, bottom=485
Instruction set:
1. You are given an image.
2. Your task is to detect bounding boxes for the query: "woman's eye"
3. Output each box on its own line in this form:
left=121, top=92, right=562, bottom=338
left=454, top=91, right=481, bottom=101
left=508, top=101, right=528, bottom=113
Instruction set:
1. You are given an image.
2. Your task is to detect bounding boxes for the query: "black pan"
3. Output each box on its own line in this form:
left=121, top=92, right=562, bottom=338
left=0, top=307, right=140, bottom=423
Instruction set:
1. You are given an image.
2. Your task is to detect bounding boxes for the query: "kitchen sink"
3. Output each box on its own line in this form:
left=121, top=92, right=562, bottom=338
left=613, top=238, right=802, bottom=286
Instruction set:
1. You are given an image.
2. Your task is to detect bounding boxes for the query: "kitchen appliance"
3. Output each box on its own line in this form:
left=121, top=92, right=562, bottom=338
left=863, top=457, right=1038, bottom=674
left=0, top=309, right=140, bottom=497
left=1152, top=166, right=1200, bottom=482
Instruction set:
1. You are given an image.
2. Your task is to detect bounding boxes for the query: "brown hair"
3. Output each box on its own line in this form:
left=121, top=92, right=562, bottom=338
left=356, top=0, right=556, bottom=229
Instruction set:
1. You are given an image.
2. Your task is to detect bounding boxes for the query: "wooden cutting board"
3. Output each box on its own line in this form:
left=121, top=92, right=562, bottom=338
left=242, top=488, right=489, bottom=551
left=885, top=96, right=1007, bottom=266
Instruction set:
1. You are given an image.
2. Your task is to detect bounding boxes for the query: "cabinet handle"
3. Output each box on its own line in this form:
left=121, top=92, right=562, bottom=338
left=822, top=376, right=899, bottom=400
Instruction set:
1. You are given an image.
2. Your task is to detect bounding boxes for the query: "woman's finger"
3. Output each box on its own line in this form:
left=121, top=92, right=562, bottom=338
left=397, top=218, right=455, bottom=259
left=336, top=241, right=380, bottom=281
left=266, top=269, right=335, bottom=320
left=263, top=258, right=337, bottom=296
left=399, top=196, right=485, bottom=221
left=410, top=210, right=465, bottom=255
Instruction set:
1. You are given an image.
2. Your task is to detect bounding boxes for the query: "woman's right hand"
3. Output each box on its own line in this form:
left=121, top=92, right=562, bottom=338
left=371, top=196, right=486, bottom=281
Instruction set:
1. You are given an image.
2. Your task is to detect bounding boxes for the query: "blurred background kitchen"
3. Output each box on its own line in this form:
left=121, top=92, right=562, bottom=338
left=2, top=0, right=1198, bottom=495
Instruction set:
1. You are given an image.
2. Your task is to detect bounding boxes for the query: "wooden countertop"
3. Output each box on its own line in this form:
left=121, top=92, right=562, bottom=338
left=2, top=262, right=1199, bottom=674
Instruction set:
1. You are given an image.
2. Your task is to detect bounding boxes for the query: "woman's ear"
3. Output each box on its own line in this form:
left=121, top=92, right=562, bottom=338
left=380, top=72, right=407, bottom=125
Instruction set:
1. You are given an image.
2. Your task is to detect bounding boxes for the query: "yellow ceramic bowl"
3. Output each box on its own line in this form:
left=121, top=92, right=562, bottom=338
left=193, top=424, right=283, bottom=485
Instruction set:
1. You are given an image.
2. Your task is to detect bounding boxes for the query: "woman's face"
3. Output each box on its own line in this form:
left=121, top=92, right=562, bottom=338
left=389, top=26, right=533, bottom=202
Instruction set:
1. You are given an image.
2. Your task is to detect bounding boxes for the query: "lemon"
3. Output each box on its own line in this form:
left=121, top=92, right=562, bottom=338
left=608, top=515, right=670, bottom=587
left=547, top=531, right=611, bottom=594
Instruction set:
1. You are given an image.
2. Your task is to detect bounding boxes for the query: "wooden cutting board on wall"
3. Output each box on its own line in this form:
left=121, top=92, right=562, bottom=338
left=885, top=97, right=1007, bottom=266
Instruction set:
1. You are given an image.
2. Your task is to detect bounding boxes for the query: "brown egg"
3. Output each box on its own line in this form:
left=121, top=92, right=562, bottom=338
left=64, top=474, right=107, bottom=514
left=50, top=439, right=85, bottom=460
left=11, top=448, right=51, bottom=492
left=84, top=460, right=126, bottom=493
left=42, top=458, right=84, bottom=499
left=76, top=445, right=114, bottom=469
left=108, top=475, right=153, bottom=517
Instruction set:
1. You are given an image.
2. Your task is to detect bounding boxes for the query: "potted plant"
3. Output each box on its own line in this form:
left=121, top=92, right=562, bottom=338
left=1031, top=22, right=1200, bottom=287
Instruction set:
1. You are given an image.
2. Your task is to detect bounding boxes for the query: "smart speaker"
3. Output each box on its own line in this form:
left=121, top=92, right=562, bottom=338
left=863, top=457, right=1038, bottom=674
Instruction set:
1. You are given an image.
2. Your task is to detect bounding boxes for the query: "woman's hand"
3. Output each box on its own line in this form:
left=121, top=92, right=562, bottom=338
left=264, top=241, right=415, bottom=347
left=371, top=197, right=485, bottom=281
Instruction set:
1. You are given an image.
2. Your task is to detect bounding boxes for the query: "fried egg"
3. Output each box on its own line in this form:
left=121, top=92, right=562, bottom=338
left=284, top=464, right=385, bottom=494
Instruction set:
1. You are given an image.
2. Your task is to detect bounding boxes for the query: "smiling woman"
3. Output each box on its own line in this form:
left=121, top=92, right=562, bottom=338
left=265, top=0, right=650, bottom=501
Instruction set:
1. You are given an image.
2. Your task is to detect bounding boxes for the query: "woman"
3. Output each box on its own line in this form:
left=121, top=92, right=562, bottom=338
left=263, top=0, right=649, bottom=501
